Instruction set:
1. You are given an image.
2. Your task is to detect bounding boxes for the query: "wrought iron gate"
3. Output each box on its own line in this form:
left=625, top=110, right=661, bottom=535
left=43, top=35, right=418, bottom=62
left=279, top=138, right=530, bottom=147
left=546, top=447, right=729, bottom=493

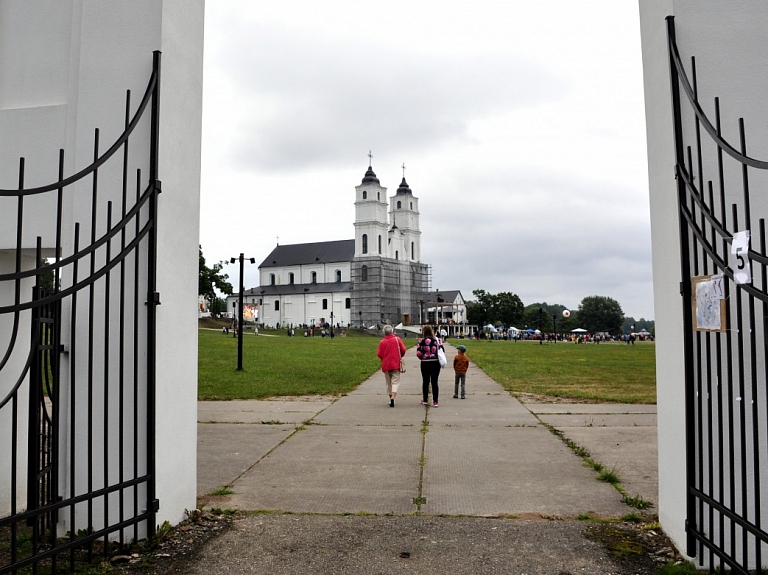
left=0, top=52, right=160, bottom=574
left=668, top=18, right=768, bottom=574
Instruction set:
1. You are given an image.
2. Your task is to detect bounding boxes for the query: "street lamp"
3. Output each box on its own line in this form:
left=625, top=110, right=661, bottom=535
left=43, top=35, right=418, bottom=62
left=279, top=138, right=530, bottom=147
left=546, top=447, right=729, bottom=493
left=552, top=313, right=557, bottom=343
left=230, top=253, right=256, bottom=372
left=358, top=310, right=362, bottom=329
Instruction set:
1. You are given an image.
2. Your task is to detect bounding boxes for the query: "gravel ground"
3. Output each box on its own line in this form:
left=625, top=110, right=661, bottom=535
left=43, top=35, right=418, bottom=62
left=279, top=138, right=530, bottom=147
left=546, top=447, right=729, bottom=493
left=107, top=511, right=684, bottom=575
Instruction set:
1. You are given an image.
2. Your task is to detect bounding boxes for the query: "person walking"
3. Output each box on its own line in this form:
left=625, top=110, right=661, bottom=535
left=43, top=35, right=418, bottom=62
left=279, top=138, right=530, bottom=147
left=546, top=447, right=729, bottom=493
left=416, top=325, right=442, bottom=407
left=453, top=344, right=469, bottom=399
left=376, top=325, right=406, bottom=407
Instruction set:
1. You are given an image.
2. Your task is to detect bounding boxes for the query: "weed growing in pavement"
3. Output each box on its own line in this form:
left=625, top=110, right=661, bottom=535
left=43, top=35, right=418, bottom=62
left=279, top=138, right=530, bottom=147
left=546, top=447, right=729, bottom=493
left=623, top=494, right=653, bottom=510
left=621, top=512, right=643, bottom=522
left=210, top=486, right=234, bottom=496
left=598, top=468, right=620, bottom=484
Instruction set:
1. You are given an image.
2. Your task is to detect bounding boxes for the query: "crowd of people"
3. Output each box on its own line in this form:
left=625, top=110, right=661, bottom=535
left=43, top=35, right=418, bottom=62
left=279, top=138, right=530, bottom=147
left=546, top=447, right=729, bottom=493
left=376, top=325, right=469, bottom=408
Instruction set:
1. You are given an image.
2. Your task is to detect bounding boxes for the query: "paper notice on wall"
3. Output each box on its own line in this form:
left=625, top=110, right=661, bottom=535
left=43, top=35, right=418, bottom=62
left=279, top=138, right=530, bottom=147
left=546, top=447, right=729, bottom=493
left=731, top=230, right=752, bottom=285
left=693, top=275, right=726, bottom=332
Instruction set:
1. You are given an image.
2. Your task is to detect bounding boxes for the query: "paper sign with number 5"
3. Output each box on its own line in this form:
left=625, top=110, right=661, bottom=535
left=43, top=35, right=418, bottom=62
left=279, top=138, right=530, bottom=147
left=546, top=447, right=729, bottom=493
left=731, top=230, right=752, bottom=285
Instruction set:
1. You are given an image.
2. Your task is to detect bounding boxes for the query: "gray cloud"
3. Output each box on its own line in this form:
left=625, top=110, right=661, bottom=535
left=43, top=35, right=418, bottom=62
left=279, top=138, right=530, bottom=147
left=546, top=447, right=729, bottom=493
left=209, top=23, right=566, bottom=173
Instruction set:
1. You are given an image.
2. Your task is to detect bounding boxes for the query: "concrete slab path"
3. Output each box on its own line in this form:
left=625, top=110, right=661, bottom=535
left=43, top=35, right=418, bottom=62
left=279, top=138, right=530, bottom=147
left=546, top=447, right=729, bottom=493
left=197, top=342, right=658, bottom=518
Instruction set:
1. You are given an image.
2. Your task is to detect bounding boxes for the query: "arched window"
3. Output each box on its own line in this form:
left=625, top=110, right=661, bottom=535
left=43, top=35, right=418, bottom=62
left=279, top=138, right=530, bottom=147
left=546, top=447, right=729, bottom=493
left=411, top=242, right=415, bottom=260
left=274, top=300, right=280, bottom=311
left=289, top=272, right=294, bottom=284
left=322, top=299, right=328, bottom=310
left=270, top=273, right=275, bottom=286
left=410, top=202, right=413, bottom=209
left=362, top=265, right=368, bottom=282
left=345, top=298, right=351, bottom=309
left=378, top=235, right=382, bottom=254
left=395, top=250, right=399, bottom=260
left=362, top=234, right=368, bottom=254
left=311, top=271, right=317, bottom=284
left=362, top=190, right=367, bottom=199
left=336, top=270, right=342, bottom=282
left=397, top=200, right=401, bottom=209
left=377, top=192, right=380, bottom=201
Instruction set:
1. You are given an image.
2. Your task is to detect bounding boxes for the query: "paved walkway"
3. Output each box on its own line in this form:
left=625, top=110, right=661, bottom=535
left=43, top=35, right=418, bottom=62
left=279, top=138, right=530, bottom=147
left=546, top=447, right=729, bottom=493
left=198, top=342, right=657, bottom=516
left=192, top=342, right=660, bottom=574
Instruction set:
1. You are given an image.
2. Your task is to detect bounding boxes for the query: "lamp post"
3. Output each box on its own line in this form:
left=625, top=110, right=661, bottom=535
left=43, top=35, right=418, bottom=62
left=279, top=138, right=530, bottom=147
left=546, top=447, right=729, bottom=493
left=359, top=310, right=362, bottom=329
left=552, top=313, right=557, bottom=343
left=230, top=253, right=256, bottom=371
left=259, top=289, right=265, bottom=327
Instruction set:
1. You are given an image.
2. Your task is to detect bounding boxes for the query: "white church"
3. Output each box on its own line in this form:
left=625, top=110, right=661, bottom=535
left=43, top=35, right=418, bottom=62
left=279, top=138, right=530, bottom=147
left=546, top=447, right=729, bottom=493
left=243, top=162, right=437, bottom=329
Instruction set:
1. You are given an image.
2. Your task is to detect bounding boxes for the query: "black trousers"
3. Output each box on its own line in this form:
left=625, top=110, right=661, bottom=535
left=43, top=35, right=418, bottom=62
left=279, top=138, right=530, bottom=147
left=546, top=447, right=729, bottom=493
left=420, top=360, right=441, bottom=403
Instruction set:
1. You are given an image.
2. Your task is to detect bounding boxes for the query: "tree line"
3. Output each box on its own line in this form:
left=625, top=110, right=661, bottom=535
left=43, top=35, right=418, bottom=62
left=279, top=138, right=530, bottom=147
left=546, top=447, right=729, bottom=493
left=199, top=247, right=654, bottom=334
left=465, top=290, right=653, bottom=335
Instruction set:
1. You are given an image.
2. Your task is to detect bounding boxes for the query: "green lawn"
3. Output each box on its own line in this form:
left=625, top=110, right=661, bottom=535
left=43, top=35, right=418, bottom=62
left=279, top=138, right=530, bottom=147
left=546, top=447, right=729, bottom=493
left=465, top=340, right=657, bottom=404
left=197, top=328, right=414, bottom=400
left=198, top=328, right=657, bottom=404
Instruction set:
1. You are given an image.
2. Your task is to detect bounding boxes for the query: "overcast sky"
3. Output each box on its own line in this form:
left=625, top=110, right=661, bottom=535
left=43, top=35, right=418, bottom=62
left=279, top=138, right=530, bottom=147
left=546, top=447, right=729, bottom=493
left=200, top=0, right=654, bottom=320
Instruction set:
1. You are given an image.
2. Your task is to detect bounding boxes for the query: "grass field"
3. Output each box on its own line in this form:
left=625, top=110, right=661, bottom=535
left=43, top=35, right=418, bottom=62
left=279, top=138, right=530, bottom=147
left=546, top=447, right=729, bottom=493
left=197, top=327, right=415, bottom=400
left=464, top=340, right=657, bottom=404
left=198, top=326, right=657, bottom=403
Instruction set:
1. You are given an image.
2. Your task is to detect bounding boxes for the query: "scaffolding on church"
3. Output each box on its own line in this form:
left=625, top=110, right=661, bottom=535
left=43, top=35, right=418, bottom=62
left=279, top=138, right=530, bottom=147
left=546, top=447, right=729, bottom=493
left=350, top=258, right=431, bottom=328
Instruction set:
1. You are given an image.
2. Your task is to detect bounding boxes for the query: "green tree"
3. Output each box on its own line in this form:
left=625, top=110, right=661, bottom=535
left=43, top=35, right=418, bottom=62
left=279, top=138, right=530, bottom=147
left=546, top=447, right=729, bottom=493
left=466, top=289, right=524, bottom=327
left=495, top=292, right=524, bottom=327
left=199, top=245, right=233, bottom=304
left=578, top=295, right=624, bottom=334
left=468, top=289, right=495, bottom=325
left=623, top=316, right=655, bottom=334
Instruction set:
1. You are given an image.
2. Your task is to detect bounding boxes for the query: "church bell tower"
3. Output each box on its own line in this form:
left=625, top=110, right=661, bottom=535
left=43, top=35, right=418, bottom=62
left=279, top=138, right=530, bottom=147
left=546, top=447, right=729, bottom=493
left=354, top=154, right=389, bottom=258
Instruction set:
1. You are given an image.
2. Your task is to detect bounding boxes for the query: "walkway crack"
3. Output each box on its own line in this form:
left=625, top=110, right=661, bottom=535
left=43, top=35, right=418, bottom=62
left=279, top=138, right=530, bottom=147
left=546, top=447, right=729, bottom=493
left=413, top=406, right=429, bottom=512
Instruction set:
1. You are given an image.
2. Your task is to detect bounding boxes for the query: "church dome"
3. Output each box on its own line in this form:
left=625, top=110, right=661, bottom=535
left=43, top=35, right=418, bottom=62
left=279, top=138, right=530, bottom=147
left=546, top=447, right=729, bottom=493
left=395, top=177, right=412, bottom=195
left=361, top=165, right=380, bottom=184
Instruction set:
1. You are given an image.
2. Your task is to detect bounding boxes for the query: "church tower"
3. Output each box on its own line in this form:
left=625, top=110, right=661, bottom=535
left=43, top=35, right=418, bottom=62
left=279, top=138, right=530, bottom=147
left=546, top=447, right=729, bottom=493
left=354, top=160, right=389, bottom=258
left=389, top=173, right=421, bottom=262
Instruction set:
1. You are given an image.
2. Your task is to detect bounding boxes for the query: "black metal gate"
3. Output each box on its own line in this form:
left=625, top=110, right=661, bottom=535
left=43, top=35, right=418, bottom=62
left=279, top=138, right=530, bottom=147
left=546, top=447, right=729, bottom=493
left=668, top=17, right=768, bottom=574
left=0, top=51, right=161, bottom=574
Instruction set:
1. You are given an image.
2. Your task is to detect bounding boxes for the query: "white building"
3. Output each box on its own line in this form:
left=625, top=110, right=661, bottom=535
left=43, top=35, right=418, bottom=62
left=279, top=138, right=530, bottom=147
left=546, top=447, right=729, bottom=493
left=640, top=2, right=768, bottom=570
left=243, top=164, right=434, bottom=328
left=0, top=0, right=202, bottom=554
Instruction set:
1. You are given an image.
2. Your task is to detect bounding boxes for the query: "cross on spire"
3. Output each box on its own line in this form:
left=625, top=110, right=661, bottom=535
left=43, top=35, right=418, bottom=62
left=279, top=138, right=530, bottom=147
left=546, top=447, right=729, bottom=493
left=368, top=150, right=373, bottom=166
left=402, top=163, right=406, bottom=178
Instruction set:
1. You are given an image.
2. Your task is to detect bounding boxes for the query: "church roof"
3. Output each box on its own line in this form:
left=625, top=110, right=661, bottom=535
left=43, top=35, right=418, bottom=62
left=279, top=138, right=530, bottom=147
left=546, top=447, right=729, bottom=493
left=259, top=240, right=355, bottom=268
left=435, top=290, right=465, bottom=304
left=395, top=177, right=413, bottom=195
left=361, top=165, right=380, bottom=184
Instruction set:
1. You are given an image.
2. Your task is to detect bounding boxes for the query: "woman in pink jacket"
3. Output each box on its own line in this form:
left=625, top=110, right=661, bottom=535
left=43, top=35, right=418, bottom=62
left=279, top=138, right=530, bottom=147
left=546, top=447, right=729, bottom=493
left=376, top=325, right=407, bottom=407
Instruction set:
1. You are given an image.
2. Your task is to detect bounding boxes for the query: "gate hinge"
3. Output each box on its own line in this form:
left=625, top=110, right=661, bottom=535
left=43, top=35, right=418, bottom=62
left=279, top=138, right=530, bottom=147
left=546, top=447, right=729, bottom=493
left=680, top=281, right=685, bottom=296
left=154, top=179, right=162, bottom=194
left=151, top=499, right=160, bottom=512
left=146, top=292, right=161, bottom=306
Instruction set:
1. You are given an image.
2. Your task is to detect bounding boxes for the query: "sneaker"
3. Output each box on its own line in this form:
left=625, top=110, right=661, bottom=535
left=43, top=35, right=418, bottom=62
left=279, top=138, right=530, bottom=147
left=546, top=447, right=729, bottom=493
left=390, top=398, right=395, bottom=408
left=432, top=402, right=439, bottom=408
left=420, top=399, right=427, bottom=405
left=461, top=396, right=466, bottom=399
left=453, top=395, right=458, bottom=399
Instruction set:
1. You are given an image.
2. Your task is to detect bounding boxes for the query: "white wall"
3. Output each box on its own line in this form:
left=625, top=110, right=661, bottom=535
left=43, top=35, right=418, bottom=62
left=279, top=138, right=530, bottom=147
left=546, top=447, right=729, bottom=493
left=640, top=0, right=768, bottom=562
left=0, top=0, right=203, bottom=533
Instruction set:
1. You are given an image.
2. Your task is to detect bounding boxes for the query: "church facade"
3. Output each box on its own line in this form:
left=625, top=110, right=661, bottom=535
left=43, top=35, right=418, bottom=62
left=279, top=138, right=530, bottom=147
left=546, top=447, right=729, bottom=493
left=253, top=163, right=432, bottom=328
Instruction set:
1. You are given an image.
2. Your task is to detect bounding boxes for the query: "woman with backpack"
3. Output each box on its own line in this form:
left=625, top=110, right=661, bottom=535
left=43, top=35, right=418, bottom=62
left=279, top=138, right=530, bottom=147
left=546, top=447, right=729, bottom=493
left=416, top=325, right=444, bottom=407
